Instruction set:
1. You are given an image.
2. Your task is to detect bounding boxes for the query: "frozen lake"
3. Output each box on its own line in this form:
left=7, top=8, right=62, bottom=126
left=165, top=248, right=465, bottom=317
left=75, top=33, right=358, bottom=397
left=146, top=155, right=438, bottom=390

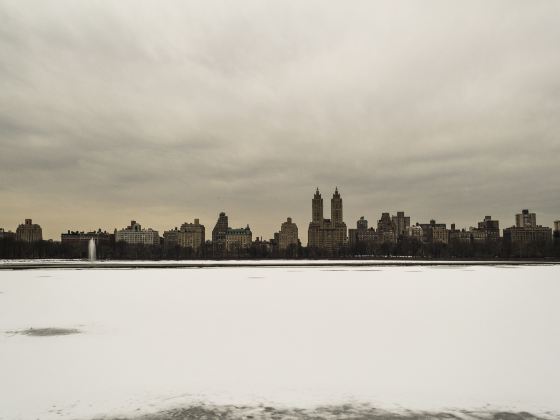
left=1, top=264, right=559, bottom=419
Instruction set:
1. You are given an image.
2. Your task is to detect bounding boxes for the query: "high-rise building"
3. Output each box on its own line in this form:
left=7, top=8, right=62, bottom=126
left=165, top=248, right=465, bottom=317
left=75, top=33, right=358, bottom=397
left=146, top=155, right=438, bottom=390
left=163, top=228, right=180, bottom=248
left=348, top=216, right=377, bottom=246
left=391, top=212, right=410, bottom=237
left=307, top=187, right=347, bottom=252
left=417, top=220, right=448, bottom=243
left=503, top=226, right=552, bottom=244
left=516, top=209, right=537, bottom=228
left=553, top=220, right=560, bottom=233
left=278, top=217, right=298, bottom=250
left=115, top=221, right=159, bottom=245
left=225, top=225, right=252, bottom=251
left=449, top=228, right=472, bottom=243
left=476, top=216, right=500, bottom=240
left=377, top=212, right=396, bottom=243
left=504, top=210, right=552, bottom=245
left=178, top=219, right=205, bottom=251
left=406, top=225, right=423, bottom=240
left=212, top=212, right=229, bottom=255
left=16, top=219, right=42, bottom=242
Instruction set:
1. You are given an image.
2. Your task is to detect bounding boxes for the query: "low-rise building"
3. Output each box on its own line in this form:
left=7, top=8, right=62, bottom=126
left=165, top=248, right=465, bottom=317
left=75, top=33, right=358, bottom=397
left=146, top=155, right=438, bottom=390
left=61, top=230, right=112, bottom=245
left=115, top=220, right=159, bottom=245
left=16, top=219, right=42, bottom=242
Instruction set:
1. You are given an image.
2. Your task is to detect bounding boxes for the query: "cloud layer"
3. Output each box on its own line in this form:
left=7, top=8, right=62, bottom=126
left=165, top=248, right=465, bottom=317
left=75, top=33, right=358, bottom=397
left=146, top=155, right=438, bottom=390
left=1, top=0, right=559, bottom=240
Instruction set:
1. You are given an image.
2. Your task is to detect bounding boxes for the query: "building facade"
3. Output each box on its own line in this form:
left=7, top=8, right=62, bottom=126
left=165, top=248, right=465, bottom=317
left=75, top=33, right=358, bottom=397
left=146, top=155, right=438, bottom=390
left=348, top=216, right=376, bottom=246
left=163, top=228, right=180, bottom=248
left=377, top=212, right=396, bottom=243
left=503, top=226, right=552, bottom=244
left=391, top=212, right=411, bottom=237
left=503, top=209, right=551, bottom=245
left=178, top=219, right=205, bottom=251
left=61, top=230, right=111, bottom=245
left=278, top=217, right=298, bottom=250
left=212, top=212, right=229, bottom=255
left=406, top=225, right=423, bottom=240
left=476, top=216, right=500, bottom=240
left=225, top=226, right=252, bottom=251
left=307, top=188, right=347, bottom=252
left=16, top=219, right=43, bottom=242
left=516, top=209, right=537, bottom=228
left=115, top=220, right=159, bottom=245
left=417, top=220, right=448, bottom=244
left=0, top=228, right=15, bottom=240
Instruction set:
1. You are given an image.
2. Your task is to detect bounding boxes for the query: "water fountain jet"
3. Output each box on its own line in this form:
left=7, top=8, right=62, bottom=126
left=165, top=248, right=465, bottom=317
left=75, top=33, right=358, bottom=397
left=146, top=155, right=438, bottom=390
left=88, top=238, right=96, bottom=262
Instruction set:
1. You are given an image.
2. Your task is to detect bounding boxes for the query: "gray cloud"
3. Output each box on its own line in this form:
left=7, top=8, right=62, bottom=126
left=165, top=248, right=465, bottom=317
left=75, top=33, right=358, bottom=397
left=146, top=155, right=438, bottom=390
left=1, top=0, right=559, bottom=240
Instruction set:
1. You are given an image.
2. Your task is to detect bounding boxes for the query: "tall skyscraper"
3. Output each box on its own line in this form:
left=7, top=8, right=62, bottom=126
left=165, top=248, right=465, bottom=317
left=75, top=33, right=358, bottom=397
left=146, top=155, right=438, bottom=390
left=308, top=187, right=347, bottom=252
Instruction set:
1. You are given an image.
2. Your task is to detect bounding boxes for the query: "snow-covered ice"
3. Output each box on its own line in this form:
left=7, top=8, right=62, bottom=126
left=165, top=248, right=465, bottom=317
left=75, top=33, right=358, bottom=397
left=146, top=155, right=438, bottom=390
left=1, top=264, right=559, bottom=419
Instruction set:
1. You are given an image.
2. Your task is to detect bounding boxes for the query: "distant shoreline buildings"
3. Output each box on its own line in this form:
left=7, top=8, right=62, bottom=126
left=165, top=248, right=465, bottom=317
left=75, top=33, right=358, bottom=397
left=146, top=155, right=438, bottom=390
left=1, top=189, right=559, bottom=259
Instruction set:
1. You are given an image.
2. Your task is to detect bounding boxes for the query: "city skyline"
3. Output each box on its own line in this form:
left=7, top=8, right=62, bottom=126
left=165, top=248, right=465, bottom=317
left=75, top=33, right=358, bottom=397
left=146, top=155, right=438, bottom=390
left=1, top=1, right=560, bottom=242
left=2, top=186, right=558, bottom=243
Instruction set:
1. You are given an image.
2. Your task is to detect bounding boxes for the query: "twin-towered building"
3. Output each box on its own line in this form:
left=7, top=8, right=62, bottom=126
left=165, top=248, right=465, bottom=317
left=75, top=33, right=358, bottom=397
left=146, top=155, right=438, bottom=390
left=308, top=187, right=347, bottom=251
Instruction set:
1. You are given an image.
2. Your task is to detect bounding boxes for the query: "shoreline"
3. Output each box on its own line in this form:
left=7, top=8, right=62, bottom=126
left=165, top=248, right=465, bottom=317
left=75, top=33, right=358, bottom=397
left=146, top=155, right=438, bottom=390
left=1, top=258, right=560, bottom=270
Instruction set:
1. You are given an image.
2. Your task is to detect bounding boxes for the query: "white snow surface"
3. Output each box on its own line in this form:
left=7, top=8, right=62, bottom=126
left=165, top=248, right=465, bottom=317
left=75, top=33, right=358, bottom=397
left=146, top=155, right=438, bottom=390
left=1, top=264, right=559, bottom=419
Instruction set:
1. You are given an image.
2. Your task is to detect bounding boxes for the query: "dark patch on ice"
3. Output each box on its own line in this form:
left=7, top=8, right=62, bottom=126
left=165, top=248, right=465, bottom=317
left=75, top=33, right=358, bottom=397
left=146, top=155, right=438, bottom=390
left=248, top=276, right=265, bottom=279
left=8, top=327, right=81, bottom=336
left=100, top=403, right=550, bottom=420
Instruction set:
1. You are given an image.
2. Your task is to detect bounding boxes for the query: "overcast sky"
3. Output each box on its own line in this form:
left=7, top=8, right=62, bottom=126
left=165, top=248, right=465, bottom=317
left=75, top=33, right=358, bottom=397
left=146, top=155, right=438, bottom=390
left=1, top=0, right=559, bottom=241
